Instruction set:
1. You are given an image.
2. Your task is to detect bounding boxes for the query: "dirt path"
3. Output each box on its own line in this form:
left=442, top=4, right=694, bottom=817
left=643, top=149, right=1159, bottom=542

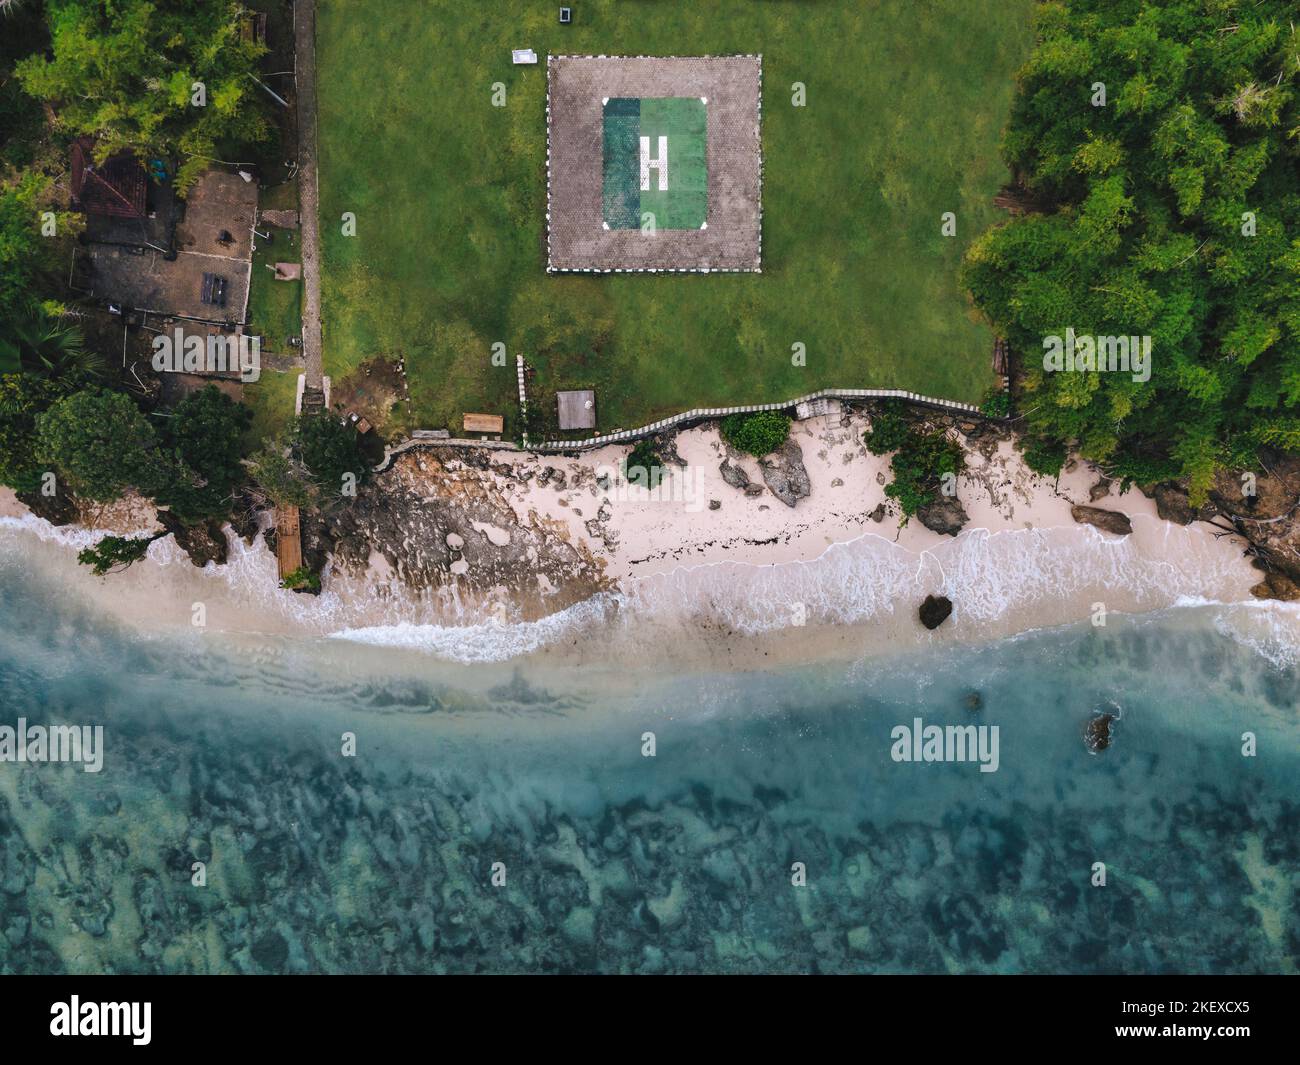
left=294, top=0, right=324, bottom=394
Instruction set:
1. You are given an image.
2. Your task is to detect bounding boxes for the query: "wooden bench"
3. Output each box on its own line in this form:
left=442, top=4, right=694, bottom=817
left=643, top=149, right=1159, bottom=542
left=463, top=413, right=504, bottom=434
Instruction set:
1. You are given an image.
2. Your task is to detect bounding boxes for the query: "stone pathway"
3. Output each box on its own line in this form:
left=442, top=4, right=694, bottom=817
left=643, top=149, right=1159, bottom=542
left=294, top=0, right=325, bottom=399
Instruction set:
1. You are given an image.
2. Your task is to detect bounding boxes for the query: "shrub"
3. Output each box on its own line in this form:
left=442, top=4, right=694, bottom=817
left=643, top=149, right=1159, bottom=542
left=884, top=427, right=965, bottom=519
left=279, top=565, right=320, bottom=593
left=979, top=390, right=1012, bottom=419
left=862, top=401, right=911, bottom=455
left=719, top=411, right=790, bottom=456
left=624, top=439, right=664, bottom=489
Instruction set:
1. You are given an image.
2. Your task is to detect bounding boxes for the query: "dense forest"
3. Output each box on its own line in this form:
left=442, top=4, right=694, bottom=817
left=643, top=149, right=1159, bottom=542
left=963, top=0, right=1300, bottom=501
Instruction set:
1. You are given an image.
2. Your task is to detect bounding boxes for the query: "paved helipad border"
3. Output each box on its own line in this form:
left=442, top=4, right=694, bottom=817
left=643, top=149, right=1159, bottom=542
left=546, top=55, right=762, bottom=273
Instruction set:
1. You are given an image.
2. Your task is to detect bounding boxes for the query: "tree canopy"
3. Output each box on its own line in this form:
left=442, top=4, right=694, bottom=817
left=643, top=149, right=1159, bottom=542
left=16, top=0, right=270, bottom=191
left=35, top=387, right=166, bottom=501
left=962, top=0, right=1300, bottom=500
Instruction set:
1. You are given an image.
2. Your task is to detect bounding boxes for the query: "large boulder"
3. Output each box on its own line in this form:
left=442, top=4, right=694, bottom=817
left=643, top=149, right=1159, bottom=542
left=917, top=497, right=969, bottom=536
left=719, top=458, right=749, bottom=489
left=156, top=511, right=229, bottom=567
left=919, top=594, right=953, bottom=630
left=1151, top=482, right=1198, bottom=525
left=758, top=440, right=811, bottom=508
left=1070, top=504, right=1132, bottom=536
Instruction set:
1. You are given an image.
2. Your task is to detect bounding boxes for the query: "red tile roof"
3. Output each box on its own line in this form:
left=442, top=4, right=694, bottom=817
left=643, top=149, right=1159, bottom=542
left=70, top=138, right=148, bottom=219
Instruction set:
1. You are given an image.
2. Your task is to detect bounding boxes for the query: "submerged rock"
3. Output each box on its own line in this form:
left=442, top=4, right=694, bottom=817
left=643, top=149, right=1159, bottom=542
left=1085, top=711, right=1117, bottom=753
left=758, top=440, right=811, bottom=508
left=962, top=690, right=983, bottom=713
left=917, top=497, right=968, bottom=536
left=1070, top=504, right=1132, bottom=536
left=919, top=594, right=953, bottom=630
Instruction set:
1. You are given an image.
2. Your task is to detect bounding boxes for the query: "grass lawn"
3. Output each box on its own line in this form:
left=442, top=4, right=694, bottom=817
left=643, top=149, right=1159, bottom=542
left=316, top=0, right=1035, bottom=438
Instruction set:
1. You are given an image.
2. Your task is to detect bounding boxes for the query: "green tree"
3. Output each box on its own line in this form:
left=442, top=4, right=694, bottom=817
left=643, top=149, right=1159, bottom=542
left=865, top=415, right=966, bottom=520
left=247, top=437, right=314, bottom=509
left=17, top=0, right=270, bottom=191
left=35, top=388, right=164, bottom=501
left=0, top=307, right=104, bottom=382
left=155, top=384, right=252, bottom=520
left=0, top=373, right=60, bottom=490
left=0, top=174, right=82, bottom=319
left=295, top=415, right=365, bottom=501
left=77, top=532, right=165, bottom=575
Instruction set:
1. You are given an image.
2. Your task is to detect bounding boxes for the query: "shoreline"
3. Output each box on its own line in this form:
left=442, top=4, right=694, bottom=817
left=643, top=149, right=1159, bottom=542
left=2, top=408, right=1288, bottom=674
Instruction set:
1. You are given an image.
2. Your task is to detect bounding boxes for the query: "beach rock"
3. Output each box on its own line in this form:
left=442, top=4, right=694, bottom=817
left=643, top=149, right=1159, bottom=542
left=743, top=483, right=766, bottom=498
left=1089, top=477, right=1112, bottom=502
left=1070, top=504, right=1132, bottom=536
left=758, top=440, right=811, bottom=508
left=1151, top=482, right=1197, bottom=526
left=156, top=511, right=228, bottom=567
left=1249, top=567, right=1300, bottom=602
left=719, top=458, right=749, bottom=489
left=917, top=497, right=969, bottom=537
left=868, top=503, right=886, bottom=523
left=1085, top=712, right=1117, bottom=753
left=708, top=500, right=721, bottom=511
left=919, top=594, right=953, bottom=630
left=16, top=486, right=78, bottom=526
left=655, top=436, right=688, bottom=469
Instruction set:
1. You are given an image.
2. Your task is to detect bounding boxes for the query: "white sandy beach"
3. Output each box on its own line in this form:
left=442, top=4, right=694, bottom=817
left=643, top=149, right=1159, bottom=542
left=5, top=409, right=1292, bottom=674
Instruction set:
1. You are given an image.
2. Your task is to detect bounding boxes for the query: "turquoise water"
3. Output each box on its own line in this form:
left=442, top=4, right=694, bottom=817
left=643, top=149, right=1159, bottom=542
left=1, top=559, right=1297, bottom=974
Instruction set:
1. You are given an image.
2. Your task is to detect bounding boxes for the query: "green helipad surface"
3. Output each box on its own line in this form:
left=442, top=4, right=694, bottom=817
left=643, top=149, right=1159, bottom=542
left=602, top=97, right=708, bottom=230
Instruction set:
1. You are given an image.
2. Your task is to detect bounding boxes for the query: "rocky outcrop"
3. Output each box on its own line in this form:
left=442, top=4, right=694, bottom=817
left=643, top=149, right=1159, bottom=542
left=1206, top=452, right=1300, bottom=600
left=654, top=435, right=688, bottom=469
left=1248, top=564, right=1300, bottom=602
left=917, top=497, right=968, bottom=537
left=16, top=487, right=78, bottom=526
left=758, top=440, right=811, bottom=509
left=1150, top=482, right=1200, bottom=526
left=919, top=594, right=952, bottom=630
left=1070, top=504, right=1132, bottom=536
left=1084, top=709, right=1118, bottom=753
left=156, top=511, right=229, bottom=567
left=1089, top=477, right=1112, bottom=502
left=719, top=458, right=749, bottom=489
